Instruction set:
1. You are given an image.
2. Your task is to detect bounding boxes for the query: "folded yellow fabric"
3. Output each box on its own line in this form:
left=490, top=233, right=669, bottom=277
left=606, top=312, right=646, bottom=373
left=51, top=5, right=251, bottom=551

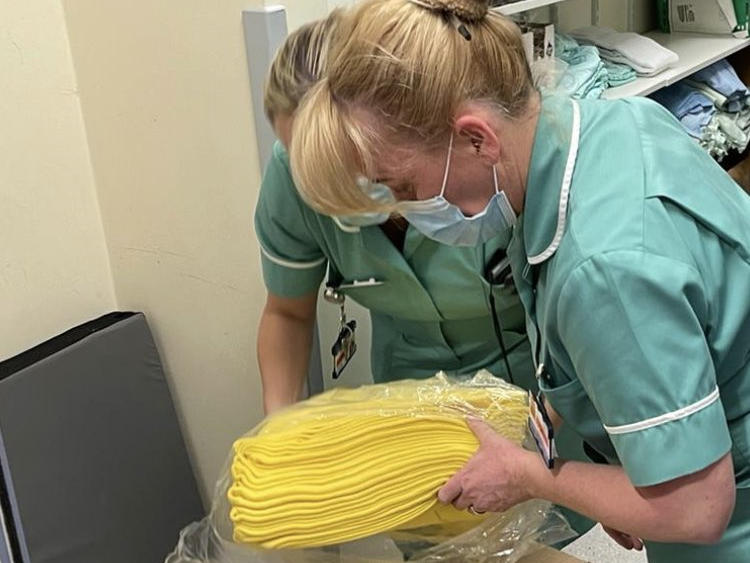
left=228, top=372, right=528, bottom=549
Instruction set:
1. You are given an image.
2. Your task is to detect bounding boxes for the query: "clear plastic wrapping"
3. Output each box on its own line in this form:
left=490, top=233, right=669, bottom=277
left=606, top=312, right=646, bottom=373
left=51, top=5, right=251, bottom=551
left=166, top=371, right=574, bottom=563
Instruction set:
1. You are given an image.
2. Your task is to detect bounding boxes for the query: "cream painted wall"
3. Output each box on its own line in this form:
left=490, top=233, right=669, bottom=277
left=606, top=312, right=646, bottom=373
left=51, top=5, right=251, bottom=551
left=1, top=0, right=115, bottom=360
left=270, top=0, right=329, bottom=31
left=60, top=0, right=336, bottom=501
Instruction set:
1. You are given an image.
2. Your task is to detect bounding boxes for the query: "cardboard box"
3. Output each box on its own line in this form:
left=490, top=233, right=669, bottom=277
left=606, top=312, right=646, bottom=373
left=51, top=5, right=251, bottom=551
left=518, top=546, right=588, bottom=563
left=657, top=0, right=749, bottom=38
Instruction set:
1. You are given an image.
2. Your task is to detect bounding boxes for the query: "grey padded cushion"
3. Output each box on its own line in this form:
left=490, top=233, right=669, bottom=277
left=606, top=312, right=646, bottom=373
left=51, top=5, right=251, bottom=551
left=0, top=312, right=204, bottom=563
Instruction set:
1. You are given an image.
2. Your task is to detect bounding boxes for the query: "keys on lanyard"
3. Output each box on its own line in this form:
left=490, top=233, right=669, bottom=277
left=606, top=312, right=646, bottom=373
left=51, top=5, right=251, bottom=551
left=323, top=286, right=357, bottom=379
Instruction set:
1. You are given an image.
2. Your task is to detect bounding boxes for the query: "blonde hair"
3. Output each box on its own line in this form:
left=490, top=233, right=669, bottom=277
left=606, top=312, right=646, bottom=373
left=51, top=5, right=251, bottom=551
left=290, top=0, right=534, bottom=216
left=263, top=13, right=340, bottom=122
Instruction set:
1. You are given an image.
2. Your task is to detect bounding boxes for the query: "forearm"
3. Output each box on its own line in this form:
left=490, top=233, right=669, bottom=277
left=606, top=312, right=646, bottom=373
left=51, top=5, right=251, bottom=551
left=258, top=310, right=315, bottom=414
left=528, top=454, right=734, bottom=544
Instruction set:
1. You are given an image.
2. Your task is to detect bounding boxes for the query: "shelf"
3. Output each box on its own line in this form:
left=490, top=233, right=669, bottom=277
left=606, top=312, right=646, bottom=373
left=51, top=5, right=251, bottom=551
left=604, top=32, right=750, bottom=99
left=492, top=0, right=572, bottom=16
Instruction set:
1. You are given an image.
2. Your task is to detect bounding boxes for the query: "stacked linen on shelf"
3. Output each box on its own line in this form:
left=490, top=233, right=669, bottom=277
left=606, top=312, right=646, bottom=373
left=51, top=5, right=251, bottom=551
left=554, top=34, right=610, bottom=99
left=650, top=82, right=716, bottom=139
left=570, top=26, right=679, bottom=77
left=553, top=34, right=637, bottom=99
left=651, top=59, right=750, bottom=161
left=687, top=59, right=750, bottom=112
left=602, top=59, right=638, bottom=87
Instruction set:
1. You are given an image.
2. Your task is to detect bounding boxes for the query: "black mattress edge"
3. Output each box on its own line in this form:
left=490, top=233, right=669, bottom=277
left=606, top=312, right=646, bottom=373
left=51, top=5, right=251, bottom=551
left=0, top=312, right=138, bottom=381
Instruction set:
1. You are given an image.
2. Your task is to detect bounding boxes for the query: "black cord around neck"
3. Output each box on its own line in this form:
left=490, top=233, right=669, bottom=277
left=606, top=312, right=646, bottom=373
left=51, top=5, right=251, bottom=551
left=483, top=247, right=515, bottom=385
left=488, top=289, right=515, bottom=385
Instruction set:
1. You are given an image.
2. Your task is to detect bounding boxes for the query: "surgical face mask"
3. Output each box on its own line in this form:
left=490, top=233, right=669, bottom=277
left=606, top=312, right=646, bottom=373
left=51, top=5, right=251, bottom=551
left=333, top=181, right=394, bottom=230
left=401, top=134, right=517, bottom=247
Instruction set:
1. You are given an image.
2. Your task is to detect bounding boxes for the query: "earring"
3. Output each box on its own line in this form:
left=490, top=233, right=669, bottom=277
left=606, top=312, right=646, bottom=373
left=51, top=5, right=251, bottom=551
left=471, top=139, right=481, bottom=154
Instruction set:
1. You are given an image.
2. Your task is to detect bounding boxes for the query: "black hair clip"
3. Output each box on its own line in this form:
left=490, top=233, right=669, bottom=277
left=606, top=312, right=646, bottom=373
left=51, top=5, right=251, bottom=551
left=457, top=23, right=472, bottom=41
left=450, top=13, right=472, bottom=41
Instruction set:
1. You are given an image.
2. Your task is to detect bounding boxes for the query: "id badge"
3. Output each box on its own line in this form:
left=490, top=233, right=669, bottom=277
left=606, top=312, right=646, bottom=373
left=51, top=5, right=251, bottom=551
left=331, top=320, right=357, bottom=379
left=528, top=390, right=556, bottom=469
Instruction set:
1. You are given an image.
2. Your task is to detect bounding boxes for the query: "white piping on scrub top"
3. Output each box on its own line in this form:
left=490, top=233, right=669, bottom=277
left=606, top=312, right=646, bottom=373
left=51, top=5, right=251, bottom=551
left=259, top=244, right=326, bottom=269
left=528, top=100, right=582, bottom=266
left=603, top=387, right=721, bottom=436
left=331, top=217, right=362, bottom=234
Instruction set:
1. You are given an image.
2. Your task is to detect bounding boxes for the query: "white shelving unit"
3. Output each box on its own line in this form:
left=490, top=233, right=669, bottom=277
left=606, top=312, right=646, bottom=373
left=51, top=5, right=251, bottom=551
left=492, top=0, right=750, bottom=99
left=493, top=0, right=574, bottom=15
left=605, top=32, right=750, bottom=99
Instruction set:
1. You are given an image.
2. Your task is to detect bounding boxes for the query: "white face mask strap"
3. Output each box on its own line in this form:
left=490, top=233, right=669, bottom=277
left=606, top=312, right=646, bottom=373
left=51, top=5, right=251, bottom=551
left=439, top=133, right=454, bottom=198
left=492, top=165, right=499, bottom=194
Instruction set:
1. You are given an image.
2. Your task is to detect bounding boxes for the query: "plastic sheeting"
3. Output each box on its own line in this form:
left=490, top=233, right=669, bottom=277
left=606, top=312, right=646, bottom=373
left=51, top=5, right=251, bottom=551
left=166, top=372, right=574, bottom=563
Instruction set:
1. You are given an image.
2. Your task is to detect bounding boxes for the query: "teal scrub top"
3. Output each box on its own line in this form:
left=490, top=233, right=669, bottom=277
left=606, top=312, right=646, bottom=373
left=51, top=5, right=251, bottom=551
left=510, top=95, right=750, bottom=562
left=254, top=142, right=533, bottom=385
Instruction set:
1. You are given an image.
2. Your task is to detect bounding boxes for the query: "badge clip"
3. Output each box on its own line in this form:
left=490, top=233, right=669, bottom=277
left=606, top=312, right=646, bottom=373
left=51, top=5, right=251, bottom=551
left=528, top=390, right=556, bottom=470
left=324, top=287, right=357, bottom=379
left=331, top=319, right=357, bottom=379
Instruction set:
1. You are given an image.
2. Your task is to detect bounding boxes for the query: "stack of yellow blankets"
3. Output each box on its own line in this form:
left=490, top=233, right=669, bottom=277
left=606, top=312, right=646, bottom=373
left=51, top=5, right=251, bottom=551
left=228, top=372, right=528, bottom=549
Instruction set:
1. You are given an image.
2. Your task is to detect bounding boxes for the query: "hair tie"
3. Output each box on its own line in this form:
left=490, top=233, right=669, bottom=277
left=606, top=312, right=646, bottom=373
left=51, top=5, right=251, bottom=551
left=407, top=0, right=490, bottom=23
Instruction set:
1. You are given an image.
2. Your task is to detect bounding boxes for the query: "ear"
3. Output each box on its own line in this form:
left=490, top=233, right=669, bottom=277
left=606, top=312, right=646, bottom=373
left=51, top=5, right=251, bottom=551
left=453, top=112, right=501, bottom=167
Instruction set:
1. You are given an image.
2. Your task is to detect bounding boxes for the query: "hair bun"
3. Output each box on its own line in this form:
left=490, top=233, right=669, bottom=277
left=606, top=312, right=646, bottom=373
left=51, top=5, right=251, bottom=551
left=409, top=0, right=490, bottom=23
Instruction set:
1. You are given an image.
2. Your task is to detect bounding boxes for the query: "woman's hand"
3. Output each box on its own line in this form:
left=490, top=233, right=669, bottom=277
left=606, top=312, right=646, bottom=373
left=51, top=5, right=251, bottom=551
left=437, top=418, right=543, bottom=514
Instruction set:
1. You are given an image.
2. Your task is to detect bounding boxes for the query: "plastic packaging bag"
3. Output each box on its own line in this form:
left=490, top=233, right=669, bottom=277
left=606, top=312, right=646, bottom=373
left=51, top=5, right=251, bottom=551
left=533, top=57, right=569, bottom=93
left=166, top=371, right=574, bottom=563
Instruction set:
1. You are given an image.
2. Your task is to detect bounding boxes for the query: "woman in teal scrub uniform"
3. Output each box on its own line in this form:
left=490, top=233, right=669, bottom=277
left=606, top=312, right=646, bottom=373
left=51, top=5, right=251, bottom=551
left=288, top=0, right=750, bottom=561
left=256, top=13, right=532, bottom=414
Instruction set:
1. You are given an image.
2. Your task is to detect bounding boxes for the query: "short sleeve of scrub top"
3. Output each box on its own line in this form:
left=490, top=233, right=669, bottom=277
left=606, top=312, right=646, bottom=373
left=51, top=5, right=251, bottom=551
left=254, top=142, right=327, bottom=298
left=555, top=250, right=732, bottom=487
